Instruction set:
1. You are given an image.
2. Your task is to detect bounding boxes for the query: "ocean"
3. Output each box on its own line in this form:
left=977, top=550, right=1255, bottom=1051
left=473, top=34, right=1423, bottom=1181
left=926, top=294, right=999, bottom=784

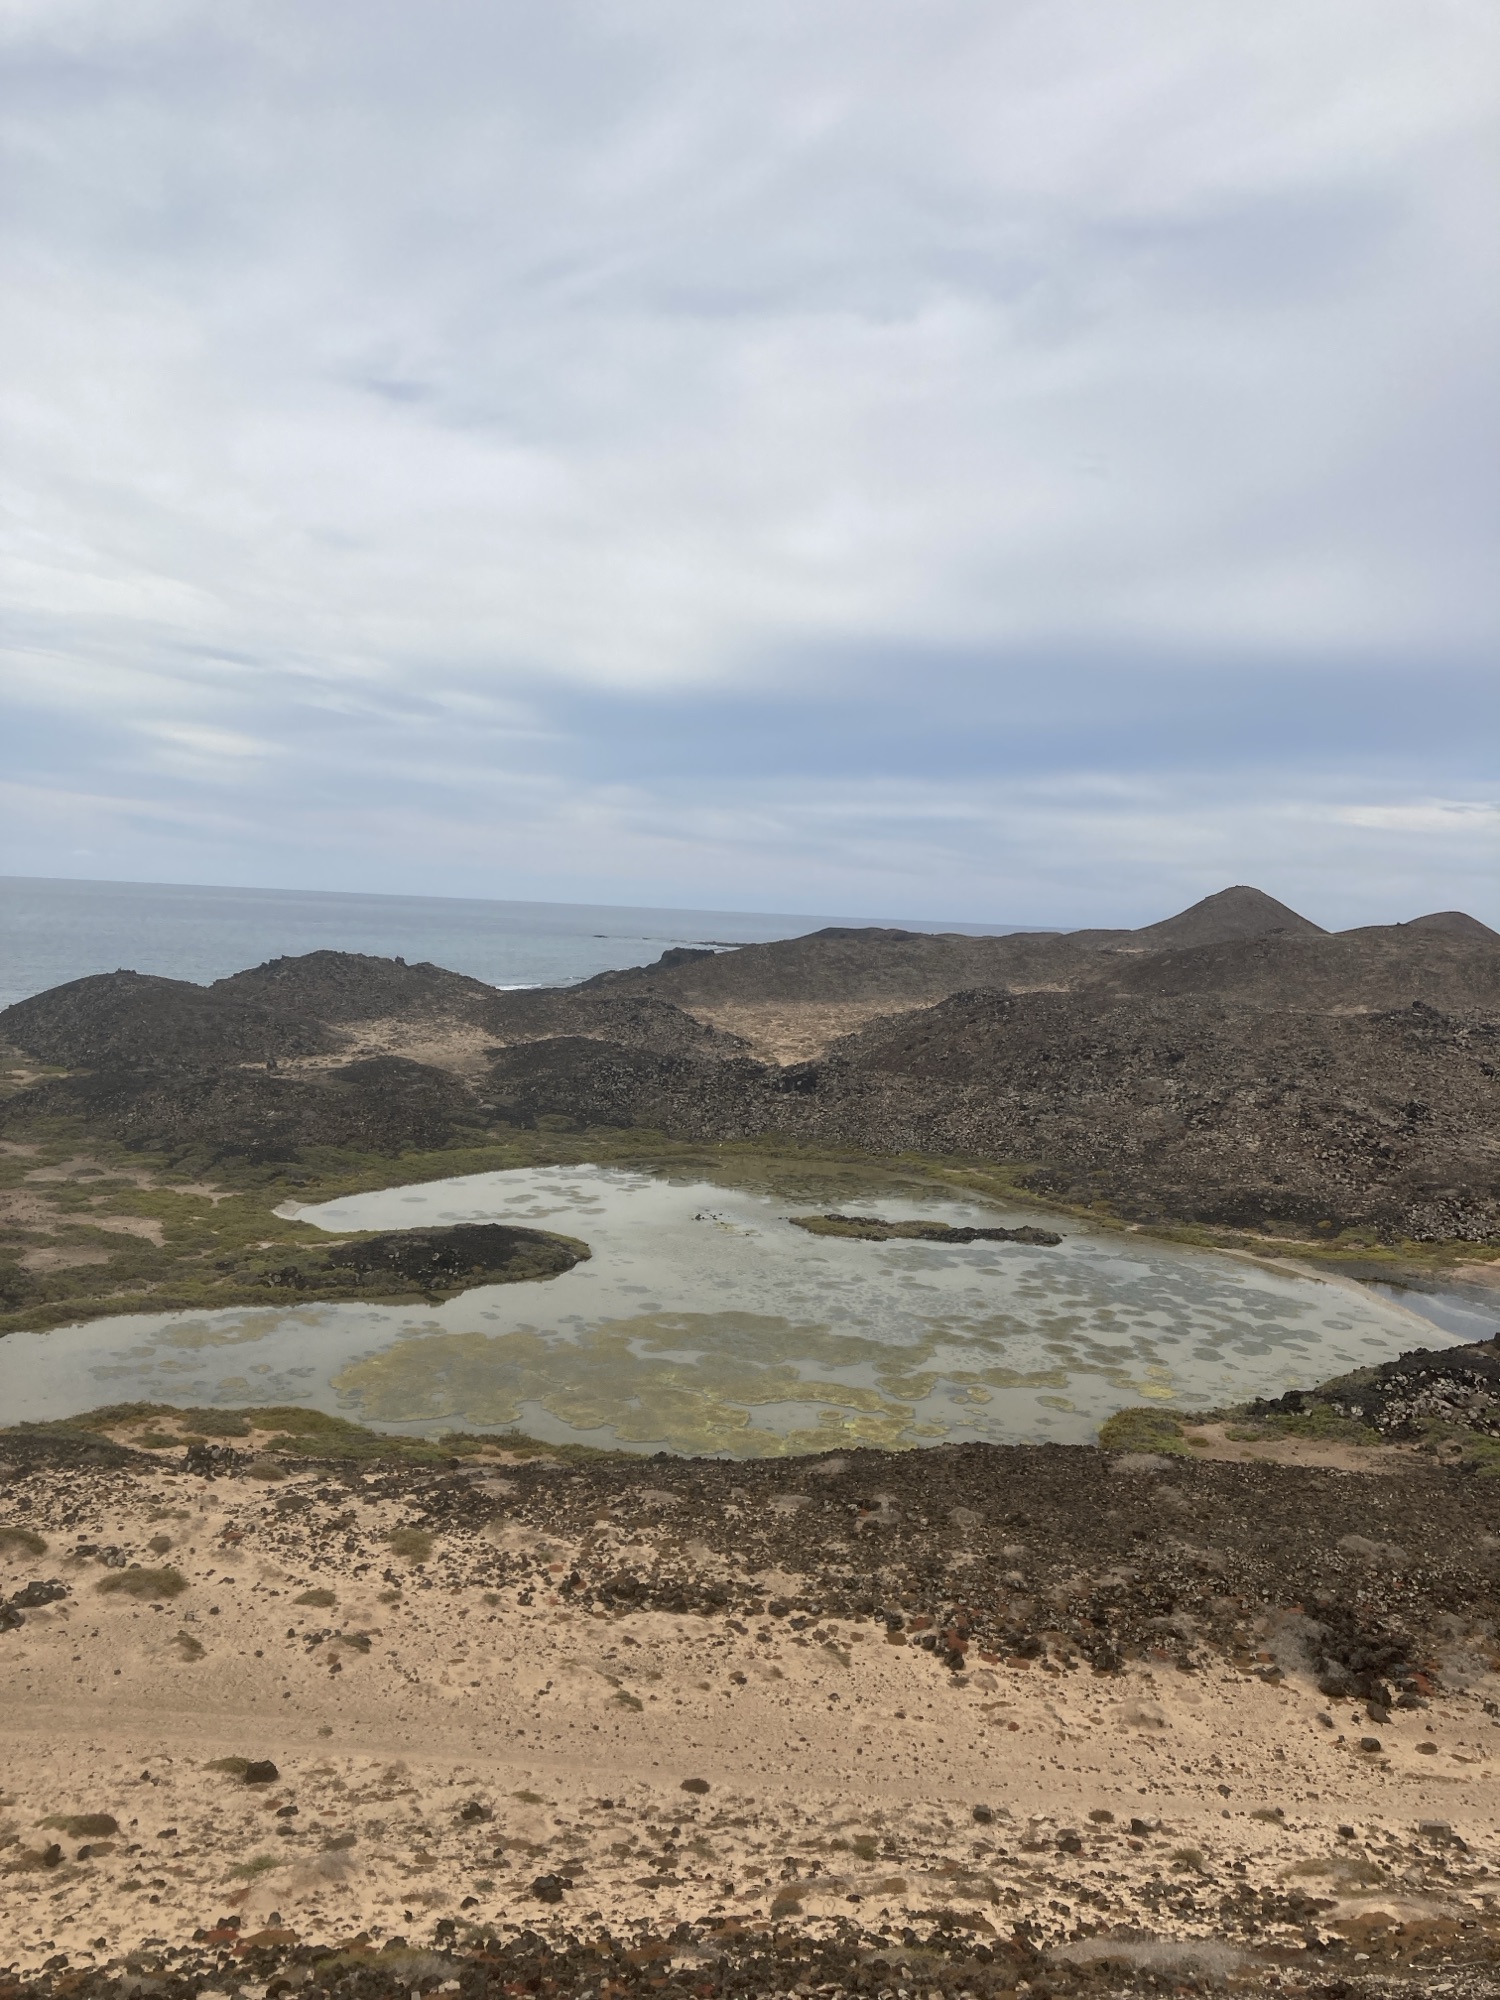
left=0, top=876, right=1040, bottom=1009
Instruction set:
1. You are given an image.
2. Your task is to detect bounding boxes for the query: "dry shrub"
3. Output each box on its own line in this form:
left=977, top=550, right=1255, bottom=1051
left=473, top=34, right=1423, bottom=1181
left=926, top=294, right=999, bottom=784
left=96, top=1565, right=188, bottom=1600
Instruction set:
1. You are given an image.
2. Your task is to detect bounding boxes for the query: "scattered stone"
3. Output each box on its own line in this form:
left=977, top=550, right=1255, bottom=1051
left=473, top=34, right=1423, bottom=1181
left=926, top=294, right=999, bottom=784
left=12, top=1578, right=69, bottom=1608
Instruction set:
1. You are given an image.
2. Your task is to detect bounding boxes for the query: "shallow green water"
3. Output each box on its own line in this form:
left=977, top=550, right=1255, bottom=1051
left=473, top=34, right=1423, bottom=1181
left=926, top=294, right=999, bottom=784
left=0, top=1161, right=1455, bottom=1455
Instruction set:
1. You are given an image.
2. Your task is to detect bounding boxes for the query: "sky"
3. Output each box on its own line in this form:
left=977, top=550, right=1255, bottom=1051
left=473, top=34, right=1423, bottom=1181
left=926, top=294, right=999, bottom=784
left=2, top=0, right=1497, bottom=930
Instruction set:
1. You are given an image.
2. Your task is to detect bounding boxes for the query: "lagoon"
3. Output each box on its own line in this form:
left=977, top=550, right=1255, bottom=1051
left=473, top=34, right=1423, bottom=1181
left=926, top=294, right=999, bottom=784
left=0, top=1161, right=1464, bottom=1455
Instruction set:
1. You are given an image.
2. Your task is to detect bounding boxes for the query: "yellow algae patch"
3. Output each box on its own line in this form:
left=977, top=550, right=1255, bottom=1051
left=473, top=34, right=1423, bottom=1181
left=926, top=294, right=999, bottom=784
left=331, top=1311, right=929, bottom=1456
left=152, top=1309, right=323, bottom=1351
left=976, top=1363, right=1072, bottom=1391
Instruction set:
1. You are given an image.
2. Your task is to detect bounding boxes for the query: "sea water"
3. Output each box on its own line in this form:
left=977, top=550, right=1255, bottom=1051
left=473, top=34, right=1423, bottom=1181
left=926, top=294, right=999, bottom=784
left=0, top=876, right=1042, bottom=1008
left=0, top=1163, right=1467, bottom=1455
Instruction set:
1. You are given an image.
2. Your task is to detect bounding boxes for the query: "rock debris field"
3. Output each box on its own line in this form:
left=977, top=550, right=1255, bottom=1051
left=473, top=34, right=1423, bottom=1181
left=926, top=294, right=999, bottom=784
left=7, top=1426, right=1500, bottom=1995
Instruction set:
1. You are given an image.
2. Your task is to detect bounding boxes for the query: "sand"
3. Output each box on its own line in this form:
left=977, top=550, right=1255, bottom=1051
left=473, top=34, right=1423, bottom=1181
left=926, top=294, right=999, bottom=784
left=5, top=1451, right=1500, bottom=1987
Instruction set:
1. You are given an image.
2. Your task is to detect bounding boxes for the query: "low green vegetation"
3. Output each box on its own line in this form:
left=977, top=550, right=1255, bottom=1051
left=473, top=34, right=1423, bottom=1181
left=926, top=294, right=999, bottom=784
left=788, top=1213, right=1061, bottom=1245
left=0, top=1125, right=587, bottom=1336
left=1406, top=1419, right=1500, bottom=1476
left=1221, top=1404, right=1382, bottom=1447
left=0, top=1397, right=621, bottom=1466
left=1095, top=1407, right=1194, bottom=1455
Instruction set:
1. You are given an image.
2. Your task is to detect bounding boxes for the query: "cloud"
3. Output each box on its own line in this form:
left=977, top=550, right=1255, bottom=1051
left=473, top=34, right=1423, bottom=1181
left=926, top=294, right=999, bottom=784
left=1332, top=800, right=1500, bottom=834
left=0, top=0, right=1496, bottom=917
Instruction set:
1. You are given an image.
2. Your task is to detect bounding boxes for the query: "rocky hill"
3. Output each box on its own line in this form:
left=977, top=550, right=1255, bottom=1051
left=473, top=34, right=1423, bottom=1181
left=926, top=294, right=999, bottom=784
left=521, top=884, right=1496, bottom=1024
left=479, top=987, right=750, bottom=1057
left=0, top=969, right=341, bottom=1068
left=6, top=1053, right=488, bottom=1160
left=1128, top=882, right=1326, bottom=946
left=4, top=887, right=1498, bottom=1241
left=481, top=992, right=1500, bottom=1240
left=1081, top=928, right=1500, bottom=1014
left=211, top=948, right=495, bottom=1021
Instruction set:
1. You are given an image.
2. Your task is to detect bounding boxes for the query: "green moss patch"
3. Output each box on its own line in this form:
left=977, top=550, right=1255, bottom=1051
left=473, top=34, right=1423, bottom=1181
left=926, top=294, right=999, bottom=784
left=1096, top=1407, right=1191, bottom=1455
left=179, top=1411, right=253, bottom=1437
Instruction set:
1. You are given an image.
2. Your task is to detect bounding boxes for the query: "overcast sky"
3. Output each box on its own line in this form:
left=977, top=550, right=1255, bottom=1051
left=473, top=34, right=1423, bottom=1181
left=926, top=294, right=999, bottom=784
left=2, top=0, right=1496, bottom=927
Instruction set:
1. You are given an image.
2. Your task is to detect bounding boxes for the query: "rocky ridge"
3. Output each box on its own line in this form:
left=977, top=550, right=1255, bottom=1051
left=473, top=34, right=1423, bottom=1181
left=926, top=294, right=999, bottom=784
left=3, top=886, right=1498, bottom=1242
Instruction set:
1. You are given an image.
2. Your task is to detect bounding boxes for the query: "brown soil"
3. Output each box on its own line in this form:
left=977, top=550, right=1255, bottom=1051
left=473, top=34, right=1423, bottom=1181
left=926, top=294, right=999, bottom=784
left=17, top=1245, right=114, bottom=1273
left=1171, top=1422, right=1416, bottom=1474
left=683, top=1000, right=908, bottom=1064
